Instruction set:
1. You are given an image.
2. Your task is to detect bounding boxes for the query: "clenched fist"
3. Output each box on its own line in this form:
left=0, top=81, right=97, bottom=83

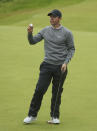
left=27, top=24, right=33, bottom=33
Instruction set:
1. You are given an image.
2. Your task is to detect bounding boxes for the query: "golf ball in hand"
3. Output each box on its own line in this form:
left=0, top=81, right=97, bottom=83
left=29, top=24, right=33, bottom=27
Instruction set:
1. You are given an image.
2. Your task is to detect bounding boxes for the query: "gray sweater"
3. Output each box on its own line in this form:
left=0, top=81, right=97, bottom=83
left=28, top=25, right=75, bottom=65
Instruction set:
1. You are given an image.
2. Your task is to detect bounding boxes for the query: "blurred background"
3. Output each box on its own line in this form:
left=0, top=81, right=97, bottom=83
left=0, top=0, right=97, bottom=131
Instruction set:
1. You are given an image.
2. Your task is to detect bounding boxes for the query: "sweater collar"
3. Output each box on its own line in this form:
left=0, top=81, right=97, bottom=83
left=51, top=25, right=63, bottom=30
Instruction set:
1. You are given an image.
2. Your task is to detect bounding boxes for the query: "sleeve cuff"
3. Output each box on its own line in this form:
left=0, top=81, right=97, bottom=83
left=64, top=59, right=69, bottom=64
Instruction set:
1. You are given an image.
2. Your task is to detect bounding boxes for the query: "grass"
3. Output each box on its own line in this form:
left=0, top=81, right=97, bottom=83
left=0, top=0, right=97, bottom=131
left=0, top=0, right=97, bottom=32
left=0, top=26, right=97, bottom=131
left=0, top=0, right=85, bottom=13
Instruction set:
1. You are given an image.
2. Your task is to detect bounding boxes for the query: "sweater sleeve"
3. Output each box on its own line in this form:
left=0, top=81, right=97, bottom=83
left=64, top=31, right=75, bottom=64
left=28, top=27, right=47, bottom=45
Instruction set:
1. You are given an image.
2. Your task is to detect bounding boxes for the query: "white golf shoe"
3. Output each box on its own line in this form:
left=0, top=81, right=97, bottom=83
left=48, top=117, right=60, bottom=124
left=23, top=116, right=37, bottom=124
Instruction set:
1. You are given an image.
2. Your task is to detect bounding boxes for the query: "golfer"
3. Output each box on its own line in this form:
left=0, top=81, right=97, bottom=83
left=24, top=9, right=75, bottom=124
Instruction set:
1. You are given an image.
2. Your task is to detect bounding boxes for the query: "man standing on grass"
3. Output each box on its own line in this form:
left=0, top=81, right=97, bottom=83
left=24, top=9, right=75, bottom=124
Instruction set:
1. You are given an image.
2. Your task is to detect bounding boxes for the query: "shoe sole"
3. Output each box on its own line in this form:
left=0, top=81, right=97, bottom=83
left=47, top=121, right=60, bottom=124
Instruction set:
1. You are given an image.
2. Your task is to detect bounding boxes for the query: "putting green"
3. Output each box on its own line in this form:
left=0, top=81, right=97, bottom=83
left=0, top=0, right=97, bottom=131
left=0, top=25, right=97, bottom=131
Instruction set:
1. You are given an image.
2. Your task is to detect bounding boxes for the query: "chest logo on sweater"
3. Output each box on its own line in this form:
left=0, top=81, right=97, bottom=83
left=57, top=36, right=61, bottom=38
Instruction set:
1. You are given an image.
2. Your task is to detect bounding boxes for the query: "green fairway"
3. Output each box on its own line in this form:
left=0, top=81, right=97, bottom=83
left=0, top=0, right=97, bottom=131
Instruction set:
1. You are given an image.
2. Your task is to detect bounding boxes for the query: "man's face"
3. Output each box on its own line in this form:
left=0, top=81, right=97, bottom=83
left=50, top=15, right=61, bottom=26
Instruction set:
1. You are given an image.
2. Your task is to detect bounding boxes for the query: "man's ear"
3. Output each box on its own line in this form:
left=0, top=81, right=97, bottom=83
left=60, top=17, right=62, bottom=20
left=58, top=17, right=62, bottom=21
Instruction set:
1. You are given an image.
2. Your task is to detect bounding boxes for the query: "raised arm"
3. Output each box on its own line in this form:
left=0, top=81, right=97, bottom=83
left=27, top=24, right=43, bottom=45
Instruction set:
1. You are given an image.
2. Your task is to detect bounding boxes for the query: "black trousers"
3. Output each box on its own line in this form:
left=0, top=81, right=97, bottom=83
left=28, top=61, right=68, bottom=118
